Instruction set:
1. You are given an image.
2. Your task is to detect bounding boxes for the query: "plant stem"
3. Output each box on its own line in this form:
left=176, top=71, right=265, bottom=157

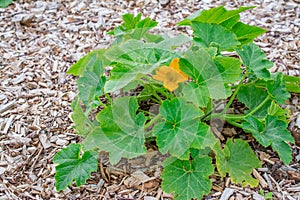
left=144, top=114, right=162, bottom=130
left=226, top=120, right=243, bottom=128
left=221, top=73, right=247, bottom=115
left=245, top=95, right=270, bottom=117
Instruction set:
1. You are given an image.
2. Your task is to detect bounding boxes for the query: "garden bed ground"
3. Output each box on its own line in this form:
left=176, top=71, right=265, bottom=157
left=0, top=0, right=300, bottom=199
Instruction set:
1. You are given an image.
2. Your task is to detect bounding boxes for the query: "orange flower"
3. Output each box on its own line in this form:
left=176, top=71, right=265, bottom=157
left=153, top=58, right=189, bottom=91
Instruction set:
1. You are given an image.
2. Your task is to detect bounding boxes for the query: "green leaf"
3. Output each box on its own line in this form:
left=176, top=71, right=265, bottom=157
left=83, top=97, right=147, bottom=164
left=104, top=35, right=190, bottom=93
left=213, top=56, right=242, bottom=82
left=242, top=115, right=294, bottom=164
left=178, top=6, right=253, bottom=26
left=0, top=0, right=13, bottom=8
left=267, top=101, right=290, bottom=123
left=267, top=73, right=290, bottom=104
left=181, top=82, right=210, bottom=108
left=71, top=98, right=93, bottom=137
left=143, top=33, right=164, bottom=43
left=192, top=22, right=240, bottom=50
left=53, top=143, right=98, bottom=191
left=108, top=13, right=158, bottom=42
left=236, top=43, right=273, bottom=79
left=77, top=71, right=106, bottom=107
left=190, top=123, right=218, bottom=149
left=180, top=47, right=236, bottom=100
left=283, top=75, right=300, bottom=93
left=232, top=22, right=266, bottom=44
left=215, top=139, right=261, bottom=187
left=237, top=84, right=271, bottom=118
left=67, top=49, right=108, bottom=76
left=153, top=98, right=204, bottom=159
left=161, top=156, right=214, bottom=200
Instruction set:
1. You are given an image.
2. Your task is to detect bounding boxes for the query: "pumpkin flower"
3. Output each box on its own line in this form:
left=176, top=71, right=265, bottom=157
left=153, top=58, right=189, bottom=91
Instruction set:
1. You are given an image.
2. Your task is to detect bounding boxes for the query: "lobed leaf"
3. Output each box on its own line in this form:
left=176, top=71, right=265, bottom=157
left=236, top=43, right=273, bottom=79
left=283, top=75, right=300, bottom=93
left=178, top=6, right=253, bottom=26
left=71, top=98, right=93, bottom=137
left=153, top=98, right=204, bottom=159
left=104, top=35, right=190, bottom=93
left=77, top=71, right=106, bottom=107
left=53, top=143, right=98, bottom=191
left=162, top=156, right=214, bottom=200
left=82, top=97, right=147, bottom=164
left=108, top=13, right=158, bottom=42
left=267, top=73, right=290, bottom=104
left=67, top=49, right=108, bottom=76
left=180, top=46, right=239, bottom=100
left=215, top=139, right=261, bottom=187
left=232, top=22, right=266, bottom=44
left=237, top=84, right=271, bottom=118
left=181, top=82, right=210, bottom=108
left=0, top=0, right=13, bottom=8
left=242, top=115, right=294, bottom=164
left=192, top=22, right=240, bottom=50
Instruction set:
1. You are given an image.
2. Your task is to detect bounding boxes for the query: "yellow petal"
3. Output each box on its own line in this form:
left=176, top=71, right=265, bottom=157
left=153, top=65, right=188, bottom=91
left=153, top=66, right=169, bottom=82
left=163, top=81, right=179, bottom=91
left=169, top=58, right=189, bottom=80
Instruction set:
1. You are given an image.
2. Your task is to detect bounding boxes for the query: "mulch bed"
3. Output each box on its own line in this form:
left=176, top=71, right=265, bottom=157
left=0, top=0, right=299, bottom=199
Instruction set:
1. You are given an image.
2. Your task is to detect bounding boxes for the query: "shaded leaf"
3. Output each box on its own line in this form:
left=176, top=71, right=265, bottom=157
left=242, top=115, right=294, bottom=164
left=215, top=139, right=261, bottom=187
left=53, top=143, right=98, bottom=191
left=83, top=97, right=146, bottom=164
left=162, top=156, right=214, bottom=200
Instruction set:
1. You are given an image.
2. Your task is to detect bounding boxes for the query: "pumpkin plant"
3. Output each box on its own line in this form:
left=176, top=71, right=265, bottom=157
left=53, top=6, right=300, bottom=199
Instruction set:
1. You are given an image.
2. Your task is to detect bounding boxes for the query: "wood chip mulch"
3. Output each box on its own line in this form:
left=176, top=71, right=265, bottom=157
left=0, top=0, right=299, bottom=199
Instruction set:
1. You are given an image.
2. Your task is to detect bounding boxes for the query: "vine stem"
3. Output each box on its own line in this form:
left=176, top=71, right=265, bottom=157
left=221, top=73, right=247, bottom=115
left=245, top=95, right=270, bottom=117
left=144, top=114, right=162, bottom=130
left=226, top=120, right=243, bottom=128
